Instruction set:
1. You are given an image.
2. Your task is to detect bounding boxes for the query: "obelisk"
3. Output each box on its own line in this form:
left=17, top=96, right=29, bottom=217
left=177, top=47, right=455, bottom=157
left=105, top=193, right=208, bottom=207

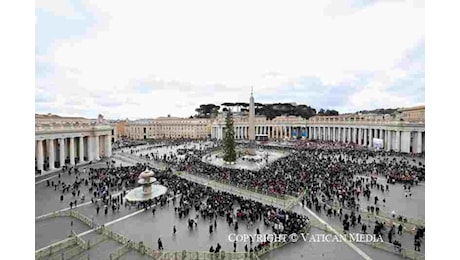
left=248, top=87, right=256, bottom=155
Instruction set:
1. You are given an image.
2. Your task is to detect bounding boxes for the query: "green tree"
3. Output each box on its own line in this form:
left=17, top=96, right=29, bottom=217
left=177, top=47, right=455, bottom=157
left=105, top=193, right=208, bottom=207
left=223, top=111, right=237, bottom=162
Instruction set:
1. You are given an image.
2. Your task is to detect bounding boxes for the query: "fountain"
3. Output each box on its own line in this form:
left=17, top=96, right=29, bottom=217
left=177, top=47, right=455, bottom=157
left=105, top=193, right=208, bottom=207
left=125, top=168, right=167, bottom=202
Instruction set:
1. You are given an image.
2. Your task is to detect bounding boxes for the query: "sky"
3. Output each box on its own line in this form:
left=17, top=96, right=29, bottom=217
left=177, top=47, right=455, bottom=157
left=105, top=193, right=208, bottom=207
left=35, top=0, right=425, bottom=120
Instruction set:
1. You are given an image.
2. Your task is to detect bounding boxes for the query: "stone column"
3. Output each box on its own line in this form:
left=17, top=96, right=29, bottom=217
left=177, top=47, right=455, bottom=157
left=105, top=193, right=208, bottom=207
left=37, top=140, right=44, bottom=172
left=357, top=128, right=362, bottom=145
left=400, top=131, right=411, bottom=153
left=94, top=136, right=100, bottom=160
left=59, top=138, right=65, bottom=168
left=79, top=136, right=85, bottom=163
left=381, top=130, right=385, bottom=148
left=395, top=131, right=401, bottom=152
left=88, top=136, right=94, bottom=161
left=105, top=135, right=112, bottom=157
left=416, top=131, right=423, bottom=153
left=369, top=129, right=373, bottom=148
left=363, top=129, right=367, bottom=146
left=347, top=128, right=351, bottom=143
left=69, top=137, right=75, bottom=165
left=351, top=128, right=355, bottom=143
left=386, top=131, right=391, bottom=151
left=48, top=139, right=55, bottom=170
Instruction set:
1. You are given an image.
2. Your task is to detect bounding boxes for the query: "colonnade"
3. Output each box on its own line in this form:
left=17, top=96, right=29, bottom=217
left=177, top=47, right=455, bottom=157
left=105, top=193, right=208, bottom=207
left=211, top=124, right=424, bottom=154
left=35, top=134, right=112, bottom=173
left=307, top=126, right=425, bottom=153
left=211, top=125, right=307, bottom=140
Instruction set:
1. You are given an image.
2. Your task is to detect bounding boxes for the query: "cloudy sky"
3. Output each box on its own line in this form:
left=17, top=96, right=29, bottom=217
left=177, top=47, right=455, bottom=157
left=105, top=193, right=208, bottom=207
left=35, top=0, right=424, bottom=120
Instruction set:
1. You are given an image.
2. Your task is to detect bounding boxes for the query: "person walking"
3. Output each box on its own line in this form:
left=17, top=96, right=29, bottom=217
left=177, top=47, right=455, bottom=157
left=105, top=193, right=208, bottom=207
left=158, top=238, right=164, bottom=250
left=173, top=225, right=177, bottom=235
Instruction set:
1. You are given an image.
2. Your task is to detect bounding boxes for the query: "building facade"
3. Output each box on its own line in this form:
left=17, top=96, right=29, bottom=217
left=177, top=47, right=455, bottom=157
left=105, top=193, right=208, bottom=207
left=211, top=105, right=425, bottom=154
left=305, top=107, right=425, bottom=153
left=126, top=117, right=212, bottom=140
left=399, top=105, right=425, bottom=122
left=35, top=114, right=113, bottom=173
left=211, top=114, right=308, bottom=140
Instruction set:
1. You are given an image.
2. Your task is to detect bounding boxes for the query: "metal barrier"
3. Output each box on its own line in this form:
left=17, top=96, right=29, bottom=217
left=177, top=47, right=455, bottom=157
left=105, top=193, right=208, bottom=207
left=35, top=237, right=77, bottom=260
left=105, top=244, right=131, bottom=260
left=153, top=251, right=259, bottom=260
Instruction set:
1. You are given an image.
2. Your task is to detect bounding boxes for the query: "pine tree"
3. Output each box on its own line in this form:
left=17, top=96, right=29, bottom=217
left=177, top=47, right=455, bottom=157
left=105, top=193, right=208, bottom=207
left=223, top=111, right=236, bottom=162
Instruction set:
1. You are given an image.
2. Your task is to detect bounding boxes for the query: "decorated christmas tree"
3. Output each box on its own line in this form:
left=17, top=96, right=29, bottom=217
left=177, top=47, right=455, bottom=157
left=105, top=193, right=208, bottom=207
left=223, top=111, right=237, bottom=162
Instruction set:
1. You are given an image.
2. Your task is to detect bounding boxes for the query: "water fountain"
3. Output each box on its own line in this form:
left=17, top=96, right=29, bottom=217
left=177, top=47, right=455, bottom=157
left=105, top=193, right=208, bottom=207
left=125, top=168, right=167, bottom=202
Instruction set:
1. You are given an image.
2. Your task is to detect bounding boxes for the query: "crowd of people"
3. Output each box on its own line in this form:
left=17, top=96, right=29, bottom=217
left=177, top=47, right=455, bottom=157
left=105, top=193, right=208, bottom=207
left=43, top=138, right=424, bottom=254
left=43, top=157, right=310, bottom=253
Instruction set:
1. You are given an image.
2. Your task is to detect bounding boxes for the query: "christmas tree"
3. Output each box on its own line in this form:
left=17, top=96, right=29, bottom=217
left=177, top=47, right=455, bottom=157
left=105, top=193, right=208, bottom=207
left=223, top=111, right=237, bottom=162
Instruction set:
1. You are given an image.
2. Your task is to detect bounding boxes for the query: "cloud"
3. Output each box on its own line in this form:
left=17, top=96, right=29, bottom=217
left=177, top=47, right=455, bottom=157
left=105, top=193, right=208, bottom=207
left=36, top=0, right=76, bottom=17
left=35, top=91, right=56, bottom=104
left=35, top=0, right=424, bottom=119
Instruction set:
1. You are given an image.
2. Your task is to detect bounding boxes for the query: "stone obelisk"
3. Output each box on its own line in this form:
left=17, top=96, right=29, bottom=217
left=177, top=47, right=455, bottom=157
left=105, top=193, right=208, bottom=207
left=248, top=87, right=256, bottom=155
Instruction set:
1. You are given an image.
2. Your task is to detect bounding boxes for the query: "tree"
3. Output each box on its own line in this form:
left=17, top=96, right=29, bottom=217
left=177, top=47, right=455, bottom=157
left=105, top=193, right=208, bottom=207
left=223, top=111, right=237, bottom=162
left=194, top=104, right=220, bottom=118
